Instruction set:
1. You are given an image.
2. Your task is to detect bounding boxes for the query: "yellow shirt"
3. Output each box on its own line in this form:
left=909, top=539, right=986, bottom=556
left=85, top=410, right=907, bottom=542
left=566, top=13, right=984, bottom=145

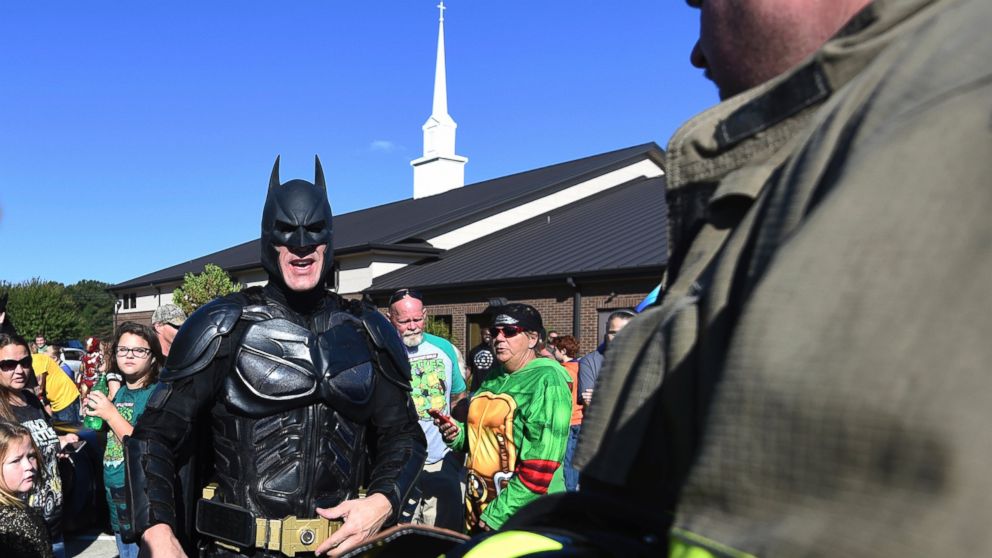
left=31, top=354, right=80, bottom=412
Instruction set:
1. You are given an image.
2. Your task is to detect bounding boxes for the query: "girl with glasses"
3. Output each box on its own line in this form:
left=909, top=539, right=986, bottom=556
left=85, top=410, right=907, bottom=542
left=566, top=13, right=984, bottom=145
left=0, top=334, right=78, bottom=558
left=83, top=322, right=162, bottom=558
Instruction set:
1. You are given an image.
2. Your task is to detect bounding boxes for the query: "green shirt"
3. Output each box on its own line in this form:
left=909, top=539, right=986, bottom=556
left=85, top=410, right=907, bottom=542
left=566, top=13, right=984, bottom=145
left=104, top=382, right=156, bottom=532
left=449, top=357, right=571, bottom=529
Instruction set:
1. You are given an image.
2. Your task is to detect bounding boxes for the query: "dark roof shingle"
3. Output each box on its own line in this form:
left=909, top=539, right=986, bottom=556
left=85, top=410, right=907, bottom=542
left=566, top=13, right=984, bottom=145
left=368, top=175, right=668, bottom=292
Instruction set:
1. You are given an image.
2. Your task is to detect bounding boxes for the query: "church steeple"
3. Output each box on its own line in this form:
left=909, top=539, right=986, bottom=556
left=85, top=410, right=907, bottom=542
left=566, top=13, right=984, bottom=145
left=431, top=1, right=451, bottom=123
left=411, top=1, right=468, bottom=199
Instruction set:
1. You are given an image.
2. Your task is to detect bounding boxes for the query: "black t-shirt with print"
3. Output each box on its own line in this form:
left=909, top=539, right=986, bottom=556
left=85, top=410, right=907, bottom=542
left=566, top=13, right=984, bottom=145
left=11, top=391, right=63, bottom=539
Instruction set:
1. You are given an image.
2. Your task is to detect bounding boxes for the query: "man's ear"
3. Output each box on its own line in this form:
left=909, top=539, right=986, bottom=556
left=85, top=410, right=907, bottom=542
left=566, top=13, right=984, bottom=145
left=527, top=331, right=540, bottom=350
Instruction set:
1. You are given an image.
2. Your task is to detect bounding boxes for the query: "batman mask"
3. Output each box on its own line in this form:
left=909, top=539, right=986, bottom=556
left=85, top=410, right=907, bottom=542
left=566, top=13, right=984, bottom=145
left=260, top=156, right=334, bottom=290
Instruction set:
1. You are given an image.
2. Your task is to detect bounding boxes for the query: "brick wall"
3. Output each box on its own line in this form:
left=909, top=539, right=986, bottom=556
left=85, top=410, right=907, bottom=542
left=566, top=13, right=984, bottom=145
left=114, top=311, right=154, bottom=330
left=383, top=275, right=660, bottom=356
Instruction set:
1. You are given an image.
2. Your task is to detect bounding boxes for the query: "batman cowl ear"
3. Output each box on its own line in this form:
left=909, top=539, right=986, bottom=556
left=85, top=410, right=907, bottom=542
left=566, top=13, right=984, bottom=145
left=314, top=155, right=326, bottom=191
left=269, top=155, right=281, bottom=190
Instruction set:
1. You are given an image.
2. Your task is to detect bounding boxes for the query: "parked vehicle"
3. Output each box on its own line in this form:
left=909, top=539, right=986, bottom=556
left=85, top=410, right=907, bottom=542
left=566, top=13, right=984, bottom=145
left=61, top=347, right=85, bottom=375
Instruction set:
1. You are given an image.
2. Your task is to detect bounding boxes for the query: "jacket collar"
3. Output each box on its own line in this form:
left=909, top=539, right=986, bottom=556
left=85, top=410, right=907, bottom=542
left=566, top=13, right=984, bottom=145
left=664, top=0, right=939, bottom=202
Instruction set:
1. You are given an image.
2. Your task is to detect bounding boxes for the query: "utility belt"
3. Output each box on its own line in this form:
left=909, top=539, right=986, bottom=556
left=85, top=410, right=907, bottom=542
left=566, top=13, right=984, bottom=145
left=465, top=469, right=511, bottom=505
left=196, top=483, right=342, bottom=557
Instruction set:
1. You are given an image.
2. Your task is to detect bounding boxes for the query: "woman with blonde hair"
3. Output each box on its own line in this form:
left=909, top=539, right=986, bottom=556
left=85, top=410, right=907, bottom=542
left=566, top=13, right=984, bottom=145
left=0, top=420, right=53, bottom=557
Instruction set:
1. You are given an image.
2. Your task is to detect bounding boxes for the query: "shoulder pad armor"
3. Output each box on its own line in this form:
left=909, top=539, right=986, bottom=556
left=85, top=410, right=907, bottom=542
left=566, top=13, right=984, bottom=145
left=162, top=295, right=243, bottom=381
left=360, top=309, right=412, bottom=388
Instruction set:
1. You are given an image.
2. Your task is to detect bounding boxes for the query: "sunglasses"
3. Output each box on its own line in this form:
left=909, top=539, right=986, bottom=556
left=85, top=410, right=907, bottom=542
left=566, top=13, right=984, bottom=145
left=388, top=289, right=423, bottom=306
left=0, top=356, right=33, bottom=373
left=488, top=325, right=527, bottom=339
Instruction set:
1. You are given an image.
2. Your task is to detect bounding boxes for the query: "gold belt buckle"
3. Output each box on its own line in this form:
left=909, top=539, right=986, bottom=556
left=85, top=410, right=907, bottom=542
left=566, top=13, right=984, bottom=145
left=255, top=515, right=342, bottom=556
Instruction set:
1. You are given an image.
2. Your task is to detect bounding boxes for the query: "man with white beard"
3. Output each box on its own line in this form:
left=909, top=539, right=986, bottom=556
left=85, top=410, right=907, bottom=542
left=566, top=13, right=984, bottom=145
left=387, top=289, right=466, bottom=531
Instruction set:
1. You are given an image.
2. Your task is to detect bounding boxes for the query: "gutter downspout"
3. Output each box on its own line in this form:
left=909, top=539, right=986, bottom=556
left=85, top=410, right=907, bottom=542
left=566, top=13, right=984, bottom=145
left=567, top=277, right=581, bottom=342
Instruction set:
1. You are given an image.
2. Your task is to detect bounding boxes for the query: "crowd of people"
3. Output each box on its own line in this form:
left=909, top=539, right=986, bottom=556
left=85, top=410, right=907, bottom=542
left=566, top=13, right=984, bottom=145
left=1, top=289, right=616, bottom=558
left=3, top=0, right=990, bottom=555
left=0, top=304, right=187, bottom=558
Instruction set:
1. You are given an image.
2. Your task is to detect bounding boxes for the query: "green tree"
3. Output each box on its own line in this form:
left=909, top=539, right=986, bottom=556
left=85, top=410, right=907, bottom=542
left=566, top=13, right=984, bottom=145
left=172, top=264, right=242, bottom=315
left=66, top=280, right=116, bottom=338
left=425, top=315, right=452, bottom=340
left=1, top=279, right=84, bottom=342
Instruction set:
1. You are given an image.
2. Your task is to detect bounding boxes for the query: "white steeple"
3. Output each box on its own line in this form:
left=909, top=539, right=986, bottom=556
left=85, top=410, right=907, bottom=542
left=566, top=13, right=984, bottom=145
left=411, top=1, right=468, bottom=199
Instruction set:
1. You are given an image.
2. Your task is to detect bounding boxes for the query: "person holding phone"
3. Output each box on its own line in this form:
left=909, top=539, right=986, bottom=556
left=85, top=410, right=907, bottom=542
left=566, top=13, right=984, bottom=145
left=83, top=322, right=162, bottom=558
left=435, top=304, right=571, bottom=533
left=386, top=288, right=467, bottom=532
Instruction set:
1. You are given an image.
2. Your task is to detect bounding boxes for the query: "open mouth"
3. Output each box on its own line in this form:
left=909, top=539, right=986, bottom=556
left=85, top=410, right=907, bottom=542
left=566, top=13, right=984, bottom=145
left=289, top=257, right=316, bottom=272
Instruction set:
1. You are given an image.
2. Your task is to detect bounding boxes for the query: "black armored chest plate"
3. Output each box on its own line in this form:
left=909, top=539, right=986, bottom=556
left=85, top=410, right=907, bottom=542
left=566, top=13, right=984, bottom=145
left=223, top=305, right=376, bottom=420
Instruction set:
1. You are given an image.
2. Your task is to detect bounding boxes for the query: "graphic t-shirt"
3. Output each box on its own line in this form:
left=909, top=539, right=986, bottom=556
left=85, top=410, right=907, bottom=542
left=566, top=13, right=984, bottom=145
left=468, top=343, right=495, bottom=393
left=104, top=383, right=157, bottom=532
left=12, top=391, right=63, bottom=539
left=407, top=333, right=465, bottom=464
left=447, top=358, right=572, bottom=530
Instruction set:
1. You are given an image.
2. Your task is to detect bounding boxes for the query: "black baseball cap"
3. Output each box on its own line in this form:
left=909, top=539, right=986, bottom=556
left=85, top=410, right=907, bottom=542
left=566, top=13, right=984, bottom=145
left=491, top=303, right=545, bottom=338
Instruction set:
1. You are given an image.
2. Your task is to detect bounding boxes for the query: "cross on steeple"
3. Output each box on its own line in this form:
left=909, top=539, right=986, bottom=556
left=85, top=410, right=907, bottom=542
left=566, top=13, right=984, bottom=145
left=412, top=0, right=467, bottom=198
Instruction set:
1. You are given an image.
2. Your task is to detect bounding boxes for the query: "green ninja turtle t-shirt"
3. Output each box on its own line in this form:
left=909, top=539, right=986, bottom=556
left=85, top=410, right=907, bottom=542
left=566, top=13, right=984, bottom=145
left=408, top=333, right=466, bottom=464
left=448, top=357, right=572, bottom=530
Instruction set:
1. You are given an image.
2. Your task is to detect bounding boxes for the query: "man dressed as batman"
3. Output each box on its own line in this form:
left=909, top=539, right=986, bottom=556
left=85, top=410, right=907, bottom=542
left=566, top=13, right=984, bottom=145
left=124, top=157, right=427, bottom=558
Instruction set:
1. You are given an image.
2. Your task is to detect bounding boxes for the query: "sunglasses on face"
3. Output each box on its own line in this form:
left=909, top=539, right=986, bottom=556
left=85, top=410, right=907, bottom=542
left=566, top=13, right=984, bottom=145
left=0, top=356, right=32, bottom=373
left=388, top=289, right=423, bottom=306
left=488, top=325, right=527, bottom=339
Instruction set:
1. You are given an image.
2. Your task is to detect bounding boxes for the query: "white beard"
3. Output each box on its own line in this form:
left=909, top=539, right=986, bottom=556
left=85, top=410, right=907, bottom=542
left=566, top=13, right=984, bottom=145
left=402, top=331, right=424, bottom=348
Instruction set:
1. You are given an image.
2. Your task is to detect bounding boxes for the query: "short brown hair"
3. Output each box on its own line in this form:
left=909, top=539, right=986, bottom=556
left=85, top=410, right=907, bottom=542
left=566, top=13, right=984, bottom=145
left=553, top=335, right=580, bottom=359
left=111, top=322, right=164, bottom=386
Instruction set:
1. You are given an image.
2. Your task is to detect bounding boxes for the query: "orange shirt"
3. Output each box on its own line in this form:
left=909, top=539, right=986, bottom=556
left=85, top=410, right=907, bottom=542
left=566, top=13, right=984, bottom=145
left=562, top=361, right=582, bottom=426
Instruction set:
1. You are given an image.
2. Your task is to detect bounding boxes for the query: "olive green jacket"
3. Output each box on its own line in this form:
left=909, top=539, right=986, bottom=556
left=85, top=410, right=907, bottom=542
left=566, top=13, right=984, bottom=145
left=575, top=0, right=992, bottom=555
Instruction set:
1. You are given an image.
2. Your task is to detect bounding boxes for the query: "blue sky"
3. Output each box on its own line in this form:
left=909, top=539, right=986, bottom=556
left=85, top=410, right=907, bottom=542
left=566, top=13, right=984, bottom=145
left=0, top=1, right=718, bottom=286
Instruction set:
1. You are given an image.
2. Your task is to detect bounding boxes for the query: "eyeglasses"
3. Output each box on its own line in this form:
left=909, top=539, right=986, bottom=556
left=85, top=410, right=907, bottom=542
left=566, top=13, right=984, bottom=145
left=388, top=289, right=423, bottom=306
left=0, top=356, right=33, bottom=372
left=116, top=346, right=152, bottom=358
left=488, top=325, right=526, bottom=339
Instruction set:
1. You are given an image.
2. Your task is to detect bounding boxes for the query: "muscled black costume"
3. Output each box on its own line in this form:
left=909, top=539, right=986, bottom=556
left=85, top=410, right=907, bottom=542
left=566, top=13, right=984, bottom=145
left=124, top=157, right=426, bottom=557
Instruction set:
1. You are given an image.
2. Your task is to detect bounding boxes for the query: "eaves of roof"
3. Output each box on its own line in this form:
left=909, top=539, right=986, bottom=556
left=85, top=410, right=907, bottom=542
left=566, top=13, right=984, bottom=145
left=367, top=175, right=669, bottom=294
left=335, top=242, right=443, bottom=257
left=110, top=239, right=260, bottom=291
left=332, top=142, right=664, bottom=248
